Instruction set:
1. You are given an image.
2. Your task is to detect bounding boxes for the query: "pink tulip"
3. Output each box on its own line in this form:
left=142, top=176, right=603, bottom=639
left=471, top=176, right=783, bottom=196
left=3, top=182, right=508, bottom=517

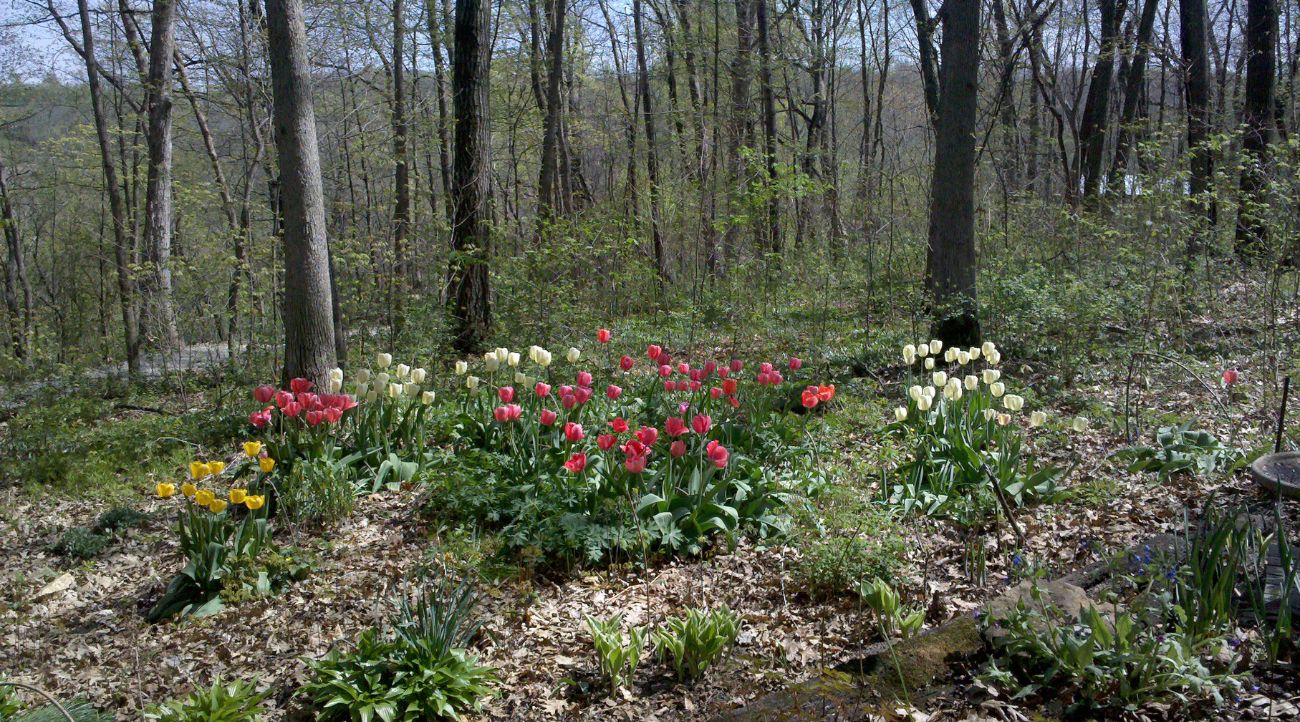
left=598, top=434, right=618, bottom=451
left=535, top=382, right=552, bottom=398
left=691, top=415, right=712, bottom=434
left=540, top=409, right=558, bottom=426
left=670, top=440, right=687, bottom=458
left=323, top=407, right=343, bottom=423
left=290, top=377, right=313, bottom=393
left=635, top=426, right=659, bottom=446
left=306, top=410, right=324, bottom=426
left=564, top=452, right=588, bottom=473
left=659, top=364, right=673, bottom=378
left=620, top=355, right=635, bottom=371
left=663, top=381, right=675, bottom=392
left=710, top=387, right=723, bottom=399
left=597, top=328, right=612, bottom=343
left=577, top=371, right=593, bottom=388
left=647, top=344, right=662, bottom=360
left=606, top=384, right=622, bottom=400
left=1223, top=369, right=1240, bottom=385
left=729, top=359, right=743, bottom=373
left=561, top=393, right=577, bottom=409
left=609, top=417, right=629, bottom=433
left=788, top=357, right=802, bottom=370
left=275, top=390, right=293, bottom=409
left=283, top=401, right=304, bottom=418
left=665, top=417, right=688, bottom=437
left=254, top=384, right=276, bottom=403
left=677, top=362, right=689, bottom=375
left=498, top=386, right=515, bottom=403
left=564, top=422, right=585, bottom=443
left=706, top=440, right=730, bottom=469
left=574, top=386, right=593, bottom=404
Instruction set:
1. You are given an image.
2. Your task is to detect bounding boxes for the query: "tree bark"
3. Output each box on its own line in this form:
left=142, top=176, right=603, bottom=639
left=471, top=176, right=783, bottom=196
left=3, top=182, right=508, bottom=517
left=1236, top=0, right=1278, bottom=254
left=634, top=0, right=670, bottom=288
left=266, top=0, right=338, bottom=384
left=908, top=0, right=941, bottom=123
left=1079, top=0, right=1125, bottom=200
left=448, top=0, right=494, bottom=352
left=141, top=0, right=180, bottom=349
left=925, top=0, right=981, bottom=347
left=1108, top=0, right=1160, bottom=191
left=393, top=0, right=412, bottom=285
left=755, top=0, right=779, bottom=253
left=0, top=150, right=32, bottom=360
left=1179, top=0, right=1217, bottom=239
left=536, top=0, right=567, bottom=225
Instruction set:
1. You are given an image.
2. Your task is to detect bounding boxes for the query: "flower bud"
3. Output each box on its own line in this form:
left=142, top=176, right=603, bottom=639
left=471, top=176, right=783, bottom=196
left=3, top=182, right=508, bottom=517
left=376, top=353, right=393, bottom=369
left=964, top=375, right=978, bottom=391
left=396, top=363, right=411, bottom=380
left=566, top=347, right=581, bottom=363
left=903, top=344, right=917, bottom=365
left=1029, top=411, right=1047, bottom=427
left=454, top=360, right=468, bottom=375
left=894, top=406, right=908, bottom=421
left=422, top=390, right=436, bottom=405
left=982, top=369, right=1001, bottom=384
left=929, top=339, right=943, bottom=355
left=411, top=367, right=427, bottom=384
left=356, top=368, right=371, bottom=384
left=932, top=371, right=947, bottom=387
left=466, top=375, right=480, bottom=390
left=508, top=352, right=521, bottom=367
left=989, top=382, right=1005, bottom=397
left=925, top=357, right=935, bottom=370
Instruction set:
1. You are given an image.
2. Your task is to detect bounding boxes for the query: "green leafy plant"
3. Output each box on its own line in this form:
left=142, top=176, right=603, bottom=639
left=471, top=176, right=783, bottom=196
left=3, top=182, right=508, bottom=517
left=858, top=578, right=924, bottom=640
left=586, top=614, right=645, bottom=691
left=792, top=533, right=905, bottom=599
left=94, top=505, right=150, bottom=534
left=1115, top=423, right=1245, bottom=480
left=49, top=527, right=109, bottom=560
left=303, top=578, right=496, bottom=721
left=652, top=607, right=742, bottom=681
left=281, top=456, right=356, bottom=525
left=143, top=679, right=269, bottom=722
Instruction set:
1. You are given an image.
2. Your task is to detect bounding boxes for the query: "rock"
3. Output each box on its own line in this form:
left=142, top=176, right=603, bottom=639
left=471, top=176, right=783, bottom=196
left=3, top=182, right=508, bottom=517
left=36, top=572, right=76, bottom=600
left=983, top=580, right=1096, bottom=643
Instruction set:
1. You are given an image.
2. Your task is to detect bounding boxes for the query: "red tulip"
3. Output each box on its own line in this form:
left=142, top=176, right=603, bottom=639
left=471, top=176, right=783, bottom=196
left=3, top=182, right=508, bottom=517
left=771, top=371, right=784, bottom=385
left=494, top=404, right=522, bottom=422
left=607, top=384, right=622, bottom=400
left=718, top=368, right=730, bottom=379
left=283, top=401, right=304, bottom=418
left=648, top=344, right=663, bottom=360
left=337, top=395, right=358, bottom=411
left=323, top=407, right=343, bottom=423
left=564, top=422, right=585, bottom=442
left=559, top=384, right=574, bottom=397
left=817, top=384, right=836, bottom=402
left=290, top=377, right=313, bottom=394
left=564, top=452, right=588, bottom=473
left=597, top=328, right=612, bottom=344
left=620, top=355, right=635, bottom=371
left=306, top=410, right=324, bottom=426
left=624, top=453, right=648, bottom=474
left=598, top=433, right=618, bottom=451
left=249, top=410, right=270, bottom=428
left=689, top=381, right=702, bottom=392
left=706, top=440, right=730, bottom=469
left=663, top=381, right=675, bottom=392
left=728, top=396, right=740, bottom=408
left=1223, top=369, right=1240, bottom=385
left=801, top=386, right=820, bottom=409
left=540, top=409, right=558, bottom=426
left=703, top=361, right=717, bottom=377
left=789, top=357, right=802, bottom=370
left=729, top=359, right=743, bottom=373
left=577, top=371, right=593, bottom=388
left=760, top=362, right=774, bottom=374
left=659, top=364, right=673, bottom=378
left=723, top=379, right=738, bottom=396
left=535, top=382, right=552, bottom=398
left=710, top=387, right=723, bottom=399
left=574, top=386, right=593, bottom=404
left=691, top=415, right=712, bottom=434
left=670, top=440, right=687, bottom=458
left=622, top=440, right=651, bottom=474
left=254, top=384, right=276, bottom=403
left=275, top=390, right=294, bottom=409
left=675, top=380, right=689, bottom=392
left=635, top=426, right=659, bottom=446
left=665, top=417, right=688, bottom=437
left=677, top=362, right=689, bottom=375
left=498, top=386, right=515, bottom=403
left=561, top=393, right=577, bottom=409
left=609, top=417, right=629, bottom=433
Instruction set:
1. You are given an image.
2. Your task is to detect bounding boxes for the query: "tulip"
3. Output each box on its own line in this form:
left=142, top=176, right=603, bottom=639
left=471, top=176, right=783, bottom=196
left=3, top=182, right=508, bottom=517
left=894, top=406, right=907, bottom=422
left=564, top=422, right=585, bottom=442
left=328, top=367, right=343, bottom=384
left=598, top=434, right=618, bottom=450
left=254, top=384, right=275, bottom=403
left=323, top=407, right=343, bottom=423
left=243, top=441, right=262, bottom=458
left=1222, top=369, right=1240, bottom=385
left=412, top=368, right=428, bottom=384
left=230, top=488, right=247, bottom=504
left=917, top=343, right=929, bottom=357
left=386, top=383, right=401, bottom=399
left=499, top=386, right=516, bottom=403
left=208, top=499, right=228, bottom=514
left=964, top=375, right=979, bottom=391
left=533, top=382, right=551, bottom=398
left=903, top=344, right=917, bottom=364
left=923, top=386, right=936, bottom=399
left=275, top=390, right=293, bottom=409
left=917, top=396, right=933, bottom=412
left=723, top=379, right=739, bottom=396
left=290, top=377, right=313, bottom=394
left=957, top=351, right=971, bottom=366
left=540, top=409, right=558, bottom=426
left=365, top=390, right=378, bottom=403
left=706, top=440, right=730, bottom=468
left=245, top=495, right=265, bottom=510
left=156, top=483, right=176, bottom=498
left=989, top=382, right=1005, bottom=398
left=610, top=417, right=629, bottom=433
left=567, top=347, right=582, bottom=363
left=944, top=380, right=962, bottom=401
left=356, top=369, right=372, bottom=384
left=484, top=355, right=500, bottom=372
left=259, top=457, right=276, bottom=473
left=932, top=371, right=948, bottom=387
left=981, top=341, right=996, bottom=357
left=801, top=387, right=820, bottom=409
left=670, top=440, right=687, bottom=458
left=375, top=372, right=391, bottom=387
left=494, top=347, right=509, bottom=363
left=982, top=369, right=1001, bottom=384
left=703, top=361, right=717, bottom=376
left=575, top=386, right=594, bottom=404
left=181, top=482, right=197, bottom=497
left=636, top=426, right=659, bottom=446
left=944, top=348, right=957, bottom=363
left=648, top=344, right=663, bottom=360
left=1029, top=411, right=1047, bottom=427
left=355, top=383, right=369, bottom=398
left=577, top=371, right=594, bottom=387
left=909, top=385, right=923, bottom=402
left=665, top=417, right=688, bottom=437
left=607, top=384, right=622, bottom=400
left=728, top=396, right=740, bottom=408
left=248, top=410, right=270, bottom=429
left=305, top=410, right=324, bottom=426
left=514, top=372, right=529, bottom=385
left=968, top=346, right=981, bottom=360
left=190, top=461, right=211, bottom=480
left=466, top=375, right=481, bottom=390
left=730, top=359, right=743, bottom=373
left=624, top=453, right=649, bottom=474
left=620, top=355, right=635, bottom=371
left=377, top=353, right=393, bottom=369
left=454, top=360, right=468, bottom=375
left=788, top=357, right=802, bottom=371
left=564, top=452, right=587, bottom=473
left=987, top=350, right=1002, bottom=366
left=996, top=413, right=1012, bottom=426
left=659, top=364, right=673, bottom=378
left=195, top=489, right=215, bottom=507
left=1071, top=416, right=1089, bottom=433
left=597, top=328, right=612, bottom=343
left=983, top=409, right=997, bottom=421
left=536, top=349, right=553, bottom=367
left=710, top=387, right=723, bottom=399
left=404, top=383, right=420, bottom=397
left=929, top=339, right=943, bottom=355
left=673, top=380, right=687, bottom=392
left=691, top=415, right=712, bottom=434
left=1003, top=394, right=1025, bottom=411
left=422, top=390, right=436, bottom=405
left=507, top=353, right=521, bottom=367
left=925, top=358, right=935, bottom=370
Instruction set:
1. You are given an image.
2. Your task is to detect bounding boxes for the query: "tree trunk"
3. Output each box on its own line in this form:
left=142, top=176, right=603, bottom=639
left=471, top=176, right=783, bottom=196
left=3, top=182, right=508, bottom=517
left=448, top=0, right=494, bottom=352
left=537, top=0, right=566, bottom=225
left=925, top=0, right=981, bottom=347
left=1079, top=0, right=1125, bottom=200
left=1236, top=0, right=1278, bottom=254
left=1108, top=0, right=1160, bottom=191
left=1179, top=0, right=1217, bottom=240
left=74, top=0, right=141, bottom=376
left=908, top=0, right=941, bottom=123
left=393, top=0, right=412, bottom=286
left=141, top=0, right=180, bottom=350
left=634, top=0, right=670, bottom=288
left=0, top=151, right=32, bottom=360
left=266, top=0, right=338, bottom=384
left=755, top=0, right=779, bottom=253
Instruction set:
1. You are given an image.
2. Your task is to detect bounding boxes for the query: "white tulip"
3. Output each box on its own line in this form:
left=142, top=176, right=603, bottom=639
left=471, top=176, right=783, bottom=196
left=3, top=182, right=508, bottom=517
left=981, top=341, right=996, bottom=357
left=989, top=382, right=1005, bottom=397
left=376, top=353, right=393, bottom=369
left=909, top=385, right=924, bottom=402
left=969, top=346, right=981, bottom=360
left=944, top=348, right=957, bottom=363
left=943, top=381, right=963, bottom=401
left=514, top=372, right=528, bottom=384
left=365, top=389, right=378, bottom=403
left=982, top=369, right=1001, bottom=384
left=388, top=383, right=402, bottom=399
left=903, top=345, right=917, bottom=365
left=923, top=385, right=936, bottom=399
left=987, top=350, right=1002, bottom=366
left=356, top=382, right=368, bottom=397
left=964, top=375, right=979, bottom=391
left=396, top=363, right=411, bottom=380
left=929, top=339, right=943, bottom=355
left=917, top=343, right=930, bottom=357
left=329, top=367, right=344, bottom=383
left=494, top=347, right=509, bottom=363
left=1029, top=411, right=1047, bottom=427
left=917, top=396, right=933, bottom=411
left=1072, top=416, right=1089, bottom=433
left=932, top=371, right=947, bottom=387
left=567, top=347, right=581, bottom=363
left=508, top=352, right=521, bottom=367
left=411, top=367, right=427, bottom=384
left=894, top=406, right=908, bottom=421
left=405, top=382, right=419, bottom=397
left=925, top=357, right=935, bottom=370
left=996, top=413, right=1012, bottom=426
left=454, top=360, right=468, bottom=375
left=484, top=355, right=500, bottom=372
left=466, top=375, right=480, bottom=390
left=355, top=368, right=371, bottom=384
left=1003, top=394, right=1024, bottom=411
left=983, top=409, right=997, bottom=421
left=421, top=390, right=436, bottom=405
left=536, top=350, right=553, bottom=367
left=329, top=378, right=343, bottom=393
left=528, top=345, right=541, bottom=363
left=957, top=351, right=971, bottom=366
left=374, top=372, right=390, bottom=387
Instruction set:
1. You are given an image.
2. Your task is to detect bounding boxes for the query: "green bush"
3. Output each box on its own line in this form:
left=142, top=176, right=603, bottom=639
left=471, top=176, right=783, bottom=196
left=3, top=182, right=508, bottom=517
left=143, top=679, right=269, bottom=721
left=303, top=579, right=496, bottom=720
left=791, top=534, right=904, bottom=598
left=49, top=527, right=109, bottom=560
left=652, top=607, right=742, bottom=681
left=281, top=457, right=356, bottom=526
left=95, top=505, right=150, bottom=534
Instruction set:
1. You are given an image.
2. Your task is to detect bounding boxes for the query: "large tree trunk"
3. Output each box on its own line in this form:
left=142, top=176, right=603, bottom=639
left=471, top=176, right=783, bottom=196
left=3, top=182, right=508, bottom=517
left=0, top=151, right=32, bottom=360
left=633, top=0, right=670, bottom=288
left=1236, top=0, right=1278, bottom=255
left=925, top=0, right=981, bottom=347
left=74, top=0, right=141, bottom=376
left=393, top=0, right=412, bottom=286
left=266, top=0, right=337, bottom=385
left=141, top=0, right=180, bottom=350
left=755, top=0, right=780, bottom=253
left=536, top=0, right=567, bottom=225
left=1079, top=0, right=1125, bottom=200
left=1108, top=0, right=1160, bottom=191
left=724, top=0, right=754, bottom=267
left=1179, top=0, right=1217, bottom=241
left=448, top=0, right=494, bottom=352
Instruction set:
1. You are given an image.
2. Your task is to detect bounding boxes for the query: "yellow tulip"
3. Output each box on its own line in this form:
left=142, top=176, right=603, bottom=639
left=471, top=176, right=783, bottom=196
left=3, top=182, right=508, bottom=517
left=190, top=461, right=211, bottom=480
left=230, top=488, right=247, bottom=504
left=156, top=483, right=176, bottom=498
left=245, top=495, right=265, bottom=510
left=259, top=457, right=276, bottom=473
left=208, top=499, right=228, bottom=513
left=181, top=482, right=197, bottom=497
left=209, top=461, right=226, bottom=476
left=243, top=441, right=263, bottom=458
left=195, top=489, right=215, bottom=507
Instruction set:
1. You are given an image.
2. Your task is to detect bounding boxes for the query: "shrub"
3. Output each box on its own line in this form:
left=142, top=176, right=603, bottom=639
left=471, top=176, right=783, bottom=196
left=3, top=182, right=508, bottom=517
left=586, top=615, right=645, bottom=691
left=281, top=457, right=356, bottom=526
left=49, top=527, right=109, bottom=560
left=791, top=534, right=904, bottom=598
left=143, top=679, right=269, bottom=722
left=302, top=578, right=496, bottom=721
left=1115, top=423, right=1245, bottom=480
left=652, top=607, right=742, bottom=681
left=95, top=505, right=149, bottom=534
